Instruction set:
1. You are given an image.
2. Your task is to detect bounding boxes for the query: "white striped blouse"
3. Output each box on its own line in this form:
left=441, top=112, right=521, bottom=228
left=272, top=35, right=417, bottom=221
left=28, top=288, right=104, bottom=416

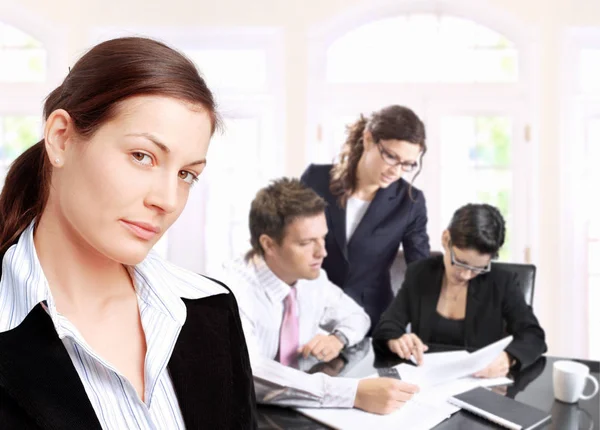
left=0, top=223, right=228, bottom=430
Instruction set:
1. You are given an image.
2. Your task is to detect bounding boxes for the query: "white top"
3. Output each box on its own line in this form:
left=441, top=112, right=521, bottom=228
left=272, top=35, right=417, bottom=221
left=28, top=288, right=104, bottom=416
left=220, top=255, right=371, bottom=408
left=346, top=196, right=371, bottom=240
left=0, top=222, right=228, bottom=430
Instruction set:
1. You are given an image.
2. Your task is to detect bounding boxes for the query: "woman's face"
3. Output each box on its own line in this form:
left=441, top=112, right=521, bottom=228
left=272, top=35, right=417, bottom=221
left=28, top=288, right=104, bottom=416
left=441, top=231, right=493, bottom=284
left=44, top=95, right=213, bottom=265
left=361, top=131, right=422, bottom=189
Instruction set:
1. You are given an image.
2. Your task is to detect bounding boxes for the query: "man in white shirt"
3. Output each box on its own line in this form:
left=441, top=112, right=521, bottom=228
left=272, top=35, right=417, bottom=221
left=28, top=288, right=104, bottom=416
left=221, top=178, right=419, bottom=415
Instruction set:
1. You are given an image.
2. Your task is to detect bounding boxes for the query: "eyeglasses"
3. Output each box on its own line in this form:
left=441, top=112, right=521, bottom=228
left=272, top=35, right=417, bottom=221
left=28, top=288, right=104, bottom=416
left=449, top=246, right=491, bottom=275
left=376, top=142, right=418, bottom=172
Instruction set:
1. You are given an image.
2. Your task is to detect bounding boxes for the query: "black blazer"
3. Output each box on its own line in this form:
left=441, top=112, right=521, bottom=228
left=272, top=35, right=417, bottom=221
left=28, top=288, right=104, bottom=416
left=301, top=163, right=430, bottom=328
left=0, top=281, right=257, bottom=429
left=372, top=256, right=547, bottom=370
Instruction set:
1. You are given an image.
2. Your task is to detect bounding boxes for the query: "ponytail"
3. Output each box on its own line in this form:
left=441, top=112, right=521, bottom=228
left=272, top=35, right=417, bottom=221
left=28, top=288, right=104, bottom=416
left=329, top=115, right=368, bottom=207
left=0, top=141, right=51, bottom=258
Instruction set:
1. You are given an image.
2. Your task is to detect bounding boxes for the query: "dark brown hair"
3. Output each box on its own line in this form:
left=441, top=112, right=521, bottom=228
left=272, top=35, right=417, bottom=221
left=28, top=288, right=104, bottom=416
left=330, top=105, right=426, bottom=206
left=247, top=178, right=327, bottom=259
left=448, top=203, right=506, bottom=258
left=0, top=37, right=220, bottom=258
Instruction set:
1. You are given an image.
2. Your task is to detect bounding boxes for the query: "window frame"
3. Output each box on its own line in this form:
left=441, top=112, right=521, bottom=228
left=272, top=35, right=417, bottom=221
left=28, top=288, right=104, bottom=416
left=307, top=0, right=537, bottom=264
left=0, top=5, right=67, bottom=182
left=89, top=26, right=285, bottom=271
left=560, top=27, right=600, bottom=359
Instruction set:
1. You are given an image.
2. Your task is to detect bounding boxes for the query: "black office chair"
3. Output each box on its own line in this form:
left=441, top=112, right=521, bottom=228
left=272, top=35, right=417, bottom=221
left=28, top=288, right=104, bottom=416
left=390, top=250, right=443, bottom=295
left=494, top=262, right=536, bottom=306
left=391, top=253, right=536, bottom=306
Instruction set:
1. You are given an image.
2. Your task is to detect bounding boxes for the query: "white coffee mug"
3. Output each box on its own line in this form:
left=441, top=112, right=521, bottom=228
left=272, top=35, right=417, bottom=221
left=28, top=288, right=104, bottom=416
left=553, top=360, right=599, bottom=403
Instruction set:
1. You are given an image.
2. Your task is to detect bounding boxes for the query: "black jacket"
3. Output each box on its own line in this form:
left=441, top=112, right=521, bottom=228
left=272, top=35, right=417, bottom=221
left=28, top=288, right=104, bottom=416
left=301, top=163, right=430, bottom=328
left=372, top=256, right=547, bottom=370
left=0, top=281, right=257, bottom=429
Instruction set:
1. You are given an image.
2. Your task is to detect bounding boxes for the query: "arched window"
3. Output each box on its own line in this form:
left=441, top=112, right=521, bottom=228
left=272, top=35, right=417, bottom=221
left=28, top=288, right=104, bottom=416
left=0, top=22, right=46, bottom=82
left=0, top=21, right=50, bottom=179
left=308, top=6, right=533, bottom=263
left=561, top=28, right=600, bottom=359
left=326, top=15, right=518, bottom=84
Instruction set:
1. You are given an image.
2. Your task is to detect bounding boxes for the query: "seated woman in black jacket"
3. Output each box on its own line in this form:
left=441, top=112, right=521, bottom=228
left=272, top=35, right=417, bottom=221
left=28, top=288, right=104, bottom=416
left=372, top=203, right=546, bottom=377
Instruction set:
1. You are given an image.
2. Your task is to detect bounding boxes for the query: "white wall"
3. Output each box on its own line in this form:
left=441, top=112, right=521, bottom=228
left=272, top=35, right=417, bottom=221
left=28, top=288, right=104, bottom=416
left=10, top=0, right=600, bottom=357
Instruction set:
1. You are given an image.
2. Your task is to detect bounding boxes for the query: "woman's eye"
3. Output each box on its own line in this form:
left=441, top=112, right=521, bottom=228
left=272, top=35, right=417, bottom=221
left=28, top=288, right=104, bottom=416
left=178, top=170, right=198, bottom=185
left=384, top=153, right=397, bottom=162
left=131, top=152, right=153, bottom=166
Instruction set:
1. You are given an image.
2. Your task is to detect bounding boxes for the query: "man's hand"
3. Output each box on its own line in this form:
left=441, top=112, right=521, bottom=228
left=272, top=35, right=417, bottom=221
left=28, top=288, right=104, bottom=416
left=354, top=378, right=420, bottom=415
left=387, top=333, right=429, bottom=365
left=474, top=352, right=512, bottom=378
left=298, top=334, right=344, bottom=362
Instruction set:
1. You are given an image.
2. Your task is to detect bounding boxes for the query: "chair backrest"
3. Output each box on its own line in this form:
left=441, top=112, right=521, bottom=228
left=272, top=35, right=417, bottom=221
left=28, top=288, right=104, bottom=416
left=493, top=262, right=536, bottom=306
left=390, top=250, right=443, bottom=296
left=390, top=252, right=536, bottom=306
left=389, top=251, right=408, bottom=296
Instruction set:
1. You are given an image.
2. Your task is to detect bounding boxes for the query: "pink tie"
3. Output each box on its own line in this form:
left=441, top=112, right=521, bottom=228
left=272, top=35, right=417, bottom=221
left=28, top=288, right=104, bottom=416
left=278, top=287, right=299, bottom=367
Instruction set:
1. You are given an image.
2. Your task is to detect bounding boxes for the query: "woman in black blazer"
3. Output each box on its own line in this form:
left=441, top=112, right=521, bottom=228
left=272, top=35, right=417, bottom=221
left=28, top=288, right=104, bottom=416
left=373, top=204, right=546, bottom=376
left=301, top=105, right=430, bottom=329
left=0, top=37, right=256, bottom=429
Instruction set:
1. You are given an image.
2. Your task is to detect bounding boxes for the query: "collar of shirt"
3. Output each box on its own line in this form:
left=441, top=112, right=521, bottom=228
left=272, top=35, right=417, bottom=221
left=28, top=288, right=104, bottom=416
left=0, top=221, right=229, bottom=409
left=0, top=221, right=228, bottom=335
left=252, top=256, right=297, bottom=304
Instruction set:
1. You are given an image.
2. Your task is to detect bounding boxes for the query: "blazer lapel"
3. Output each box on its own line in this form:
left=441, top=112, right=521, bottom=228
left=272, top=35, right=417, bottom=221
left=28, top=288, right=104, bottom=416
left=168, top=296, right=234, bottom=429
left=348, top=180, right=406, bottom=248
left=0, top=305, right=101, bottom=430
left=464, top=275, right=485, bottom=348
left=417, top=260, right=444, bottom=343
left=325, top=195, right=348, bottom=260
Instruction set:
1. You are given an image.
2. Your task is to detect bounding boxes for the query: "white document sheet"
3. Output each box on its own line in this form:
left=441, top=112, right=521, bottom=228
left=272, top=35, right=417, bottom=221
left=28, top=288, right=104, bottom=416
left=398, top=336, right=514, bottom=388
left=295, top=337, right=514, bottom=430
left=297, top=396, right=454, bottom=430
left=296, top=375, right=512, bottom=430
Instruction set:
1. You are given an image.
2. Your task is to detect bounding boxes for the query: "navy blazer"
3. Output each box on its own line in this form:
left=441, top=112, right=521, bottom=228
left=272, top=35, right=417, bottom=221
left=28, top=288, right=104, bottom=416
left=372, top=256, right=547, bottom=370
left=0, top=280, right=257, bottom=429
left=301, top=163, right=430, bottom=329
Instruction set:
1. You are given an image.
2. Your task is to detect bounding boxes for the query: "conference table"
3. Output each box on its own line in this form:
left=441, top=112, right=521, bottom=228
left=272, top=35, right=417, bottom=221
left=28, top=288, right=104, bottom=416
left=257, top=340, right=600, bottom=429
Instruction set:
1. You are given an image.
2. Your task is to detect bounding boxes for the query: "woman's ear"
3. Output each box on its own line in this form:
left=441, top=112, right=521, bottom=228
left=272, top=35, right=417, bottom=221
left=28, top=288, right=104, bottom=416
left=362, top=130, right=374, bottom=151
left=44, top=109, right=74, bottom=167
left=441, top=230, right=451, bottom=250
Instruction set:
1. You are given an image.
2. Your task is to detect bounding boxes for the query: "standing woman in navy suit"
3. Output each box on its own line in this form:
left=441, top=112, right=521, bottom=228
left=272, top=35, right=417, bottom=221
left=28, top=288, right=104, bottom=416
left=301, top=105, right=430, bottom=329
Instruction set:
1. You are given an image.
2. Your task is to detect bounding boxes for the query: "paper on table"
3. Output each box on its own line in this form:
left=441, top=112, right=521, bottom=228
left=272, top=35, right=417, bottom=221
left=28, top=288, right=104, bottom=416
left=297, top=397, right=454, bottom=430
left=296, top=339, right=514, bottom=430
left=296, top=375, right=513, bottom=430
left=415, top=350, right=469, bottom=367
left=398, top=336, right=513, bottom=388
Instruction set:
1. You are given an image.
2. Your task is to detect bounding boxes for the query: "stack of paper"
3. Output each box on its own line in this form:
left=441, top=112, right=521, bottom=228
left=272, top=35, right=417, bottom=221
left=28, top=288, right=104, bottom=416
left=397, top=336, right=514, bottom=389
left=296, top=337, right=514, bottom=430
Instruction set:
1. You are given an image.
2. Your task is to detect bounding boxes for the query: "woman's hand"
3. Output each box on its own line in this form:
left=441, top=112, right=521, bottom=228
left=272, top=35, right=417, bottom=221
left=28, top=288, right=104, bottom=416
left=474, top=352, right=512, bottom=378
left=386, top=333, right=428, bottom=365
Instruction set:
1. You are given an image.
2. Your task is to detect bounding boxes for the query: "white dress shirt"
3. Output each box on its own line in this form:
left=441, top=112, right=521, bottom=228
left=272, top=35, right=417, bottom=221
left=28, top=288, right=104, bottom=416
left=346, top=196, right=371, bottom=240
left=0, top=222, right=228, bottom=430
left=220, top=255, right=371, bottom=408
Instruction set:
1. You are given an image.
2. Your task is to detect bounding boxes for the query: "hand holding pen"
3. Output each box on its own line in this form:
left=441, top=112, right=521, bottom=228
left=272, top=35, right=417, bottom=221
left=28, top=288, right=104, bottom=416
left=387, top=333, right=429, bottom=365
